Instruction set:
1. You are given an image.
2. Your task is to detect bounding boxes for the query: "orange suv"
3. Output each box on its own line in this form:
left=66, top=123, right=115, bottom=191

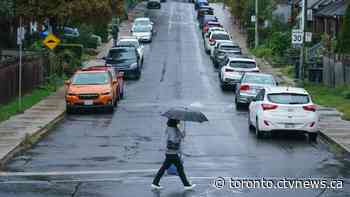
left=65, top=66, right=124, bottom=113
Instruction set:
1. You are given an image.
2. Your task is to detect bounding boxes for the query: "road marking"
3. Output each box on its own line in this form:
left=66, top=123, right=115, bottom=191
left=0, top=169, right=158, bottom=177
left=168, top=2, right=174, bottom=32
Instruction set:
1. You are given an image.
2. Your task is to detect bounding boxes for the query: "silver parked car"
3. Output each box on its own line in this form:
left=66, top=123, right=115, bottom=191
left=235, top=72, right=278, bottom=109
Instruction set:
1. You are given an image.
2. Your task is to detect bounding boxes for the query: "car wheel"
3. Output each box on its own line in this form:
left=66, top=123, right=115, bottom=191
left=113, top=96, right=118, bottom=107
left=255, top=117, right=263, bottom=139
left=135, top=69, right=141, bottom=80
left=66, top=105, right=74, bottom=114
left=248, top=114, right=254, bottom=131
left=120, top=83, right=125, bottom=99
left=309, top=132, right=318, bottom=142
left=108, top=106, right=114, bottom=113
left=235, top=97, right=242, bottom=110
left=220, top=80, right=226, bottom=91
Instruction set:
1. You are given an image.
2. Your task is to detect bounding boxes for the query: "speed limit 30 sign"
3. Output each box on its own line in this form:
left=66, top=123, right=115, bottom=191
left=292, top=29, right=304, bottom=44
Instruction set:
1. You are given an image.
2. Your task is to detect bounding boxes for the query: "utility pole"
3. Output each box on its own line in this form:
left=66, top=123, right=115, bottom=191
left=299, top=0, right=307, bottom=82
left=18, top=16, right=23, bottom=111
left=255, top=0, right=259, bottom=48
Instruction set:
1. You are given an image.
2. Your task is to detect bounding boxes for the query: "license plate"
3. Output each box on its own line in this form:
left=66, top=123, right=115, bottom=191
left=84, top=100, right=93, bottom=105
left=285, top=123, right=295, bottom=129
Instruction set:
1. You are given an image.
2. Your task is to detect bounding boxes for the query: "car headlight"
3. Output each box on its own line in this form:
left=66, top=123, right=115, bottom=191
left=130, top=63, right=138, bottom=69
left=68, top=93, right=77, bottom=96
left=101, top=91, right=112, bottom=96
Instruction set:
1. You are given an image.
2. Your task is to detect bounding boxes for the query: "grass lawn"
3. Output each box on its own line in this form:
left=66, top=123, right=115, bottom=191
left=304, top=83, right=350, bottom=120
left=0, top=85, right=56, bottom=123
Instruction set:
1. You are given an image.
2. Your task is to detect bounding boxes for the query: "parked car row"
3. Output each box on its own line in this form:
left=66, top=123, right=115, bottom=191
left=194, top=1, right=319, bottom=141
left=65, top=17, right=155, bottom=114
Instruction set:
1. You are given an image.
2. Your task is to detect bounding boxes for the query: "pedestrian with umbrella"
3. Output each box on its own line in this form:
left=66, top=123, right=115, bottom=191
left=151, top=107, right=208, bottom=190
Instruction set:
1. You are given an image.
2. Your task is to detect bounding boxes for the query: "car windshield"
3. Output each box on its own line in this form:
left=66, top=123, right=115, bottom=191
left=229, top=61, right=256, bottom=68
left=107, top=49, right=136, bottom=60
left=118, top=40, right=139, bottom=48
left=268, top=93, right=310, bottom=104
left=135, top=20, right=150, bottom=26
left=133, top=26, right=151, bottom=32
left=72, top=72, right=109, bottom=85
left=243, top=75, right=275, bottom=85
left=213, top=34, right=230, bottom=40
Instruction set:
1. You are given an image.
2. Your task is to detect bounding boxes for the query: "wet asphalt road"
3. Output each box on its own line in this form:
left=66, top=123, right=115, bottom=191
left=1, top=1, right=350, bottom=197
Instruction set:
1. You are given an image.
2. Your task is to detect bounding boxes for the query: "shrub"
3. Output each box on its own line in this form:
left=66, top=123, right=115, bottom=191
left=266, top=31, right=290, bottom=56
left=55, top=44, right=83, bottom=60
left=342, top=90, right=350, bottom=99
left=93, top=23, right=109, bottom=42
left=251, top=46, right=273, bottom=58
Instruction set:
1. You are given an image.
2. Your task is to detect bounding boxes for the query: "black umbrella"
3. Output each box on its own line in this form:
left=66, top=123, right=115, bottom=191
left=162, top=107, right=208, bottom=123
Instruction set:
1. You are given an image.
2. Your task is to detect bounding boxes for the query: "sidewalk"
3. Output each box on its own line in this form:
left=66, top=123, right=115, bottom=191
left=213, top=3, right=350, bottom=153
left=0, top=4, right=148, bottom=169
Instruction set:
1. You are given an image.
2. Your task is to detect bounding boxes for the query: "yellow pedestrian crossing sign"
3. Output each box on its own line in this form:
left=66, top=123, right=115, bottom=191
left=43, top=33, right=61, bottom=49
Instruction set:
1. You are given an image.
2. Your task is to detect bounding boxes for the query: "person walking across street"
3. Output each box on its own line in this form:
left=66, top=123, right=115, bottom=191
left=151, top=119, right=196, bottom=190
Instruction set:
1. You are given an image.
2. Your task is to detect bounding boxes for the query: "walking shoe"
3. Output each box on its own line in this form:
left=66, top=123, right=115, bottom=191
left=151, top=184, right=163, bottom=190
left=184, top=184, right=196, bottom=190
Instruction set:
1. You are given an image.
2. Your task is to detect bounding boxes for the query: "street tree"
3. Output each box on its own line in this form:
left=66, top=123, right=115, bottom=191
left=15, top=0, right=113, bottom=32
left=339, top=4, right=350, bottom=54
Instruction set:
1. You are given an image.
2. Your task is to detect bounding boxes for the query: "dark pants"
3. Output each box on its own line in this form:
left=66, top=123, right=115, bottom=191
left=152, top=154, right=191, bottom=186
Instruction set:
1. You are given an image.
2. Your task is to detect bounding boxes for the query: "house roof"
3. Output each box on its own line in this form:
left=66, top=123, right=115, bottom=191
left=315, top=0, right=349, bottom=17
left=296, top=0, right=324, bottom=8
left=310, top=0, right=333, bottom=10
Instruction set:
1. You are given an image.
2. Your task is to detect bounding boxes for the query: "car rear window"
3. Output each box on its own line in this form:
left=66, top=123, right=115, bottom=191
left=108, top=49, right=136, bottom=60
left=242, top=75, right=275, bottom=85
left=118, top=41, right=139, bottom=48
left=221, top=45, right=239, bottom=50
left=213, top=34, right=230, bottom=40
left=72, top=72, right=109, bottom=85
left=229, top=61, right=256, bottom=68
left=267, top=93, right=310, bottom=104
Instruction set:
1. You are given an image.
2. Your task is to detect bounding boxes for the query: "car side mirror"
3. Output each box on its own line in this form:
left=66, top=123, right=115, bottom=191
left=151, top=22, right=154, bottom=25
left=252, top=97, right=257, bottom=102
left=102, top=56, right=106, bottom=60
left=64, top=80, right=71, bottom=85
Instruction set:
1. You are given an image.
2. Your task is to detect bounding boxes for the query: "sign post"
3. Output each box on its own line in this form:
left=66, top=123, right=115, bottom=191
left=17, top=17, right=25, bottom=111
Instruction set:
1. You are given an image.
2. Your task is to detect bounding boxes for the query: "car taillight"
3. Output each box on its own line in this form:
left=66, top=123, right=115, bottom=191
left=261, top=104, right=278, bottom=111
left=239, top=84, right=250, bottom=91
left=204, top=26, right=209, bottom=32
left=303, top=104, right=316, bottom=112
left=225, top=68, right=234, bottom=72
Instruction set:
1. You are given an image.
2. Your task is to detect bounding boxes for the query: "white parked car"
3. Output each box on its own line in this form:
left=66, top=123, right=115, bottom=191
left=117, top=36, right=144, bottom=65
left=219, top=55, right=258, bottom=90
left=131, top=25, right=153, bottom=42
left=248, top=86, right=319, bottom=141
left=132, top=17, right=154, bottom=31
left=204, top=31, right=231, bottom=54
left=203, top=26, right=225, bottom=38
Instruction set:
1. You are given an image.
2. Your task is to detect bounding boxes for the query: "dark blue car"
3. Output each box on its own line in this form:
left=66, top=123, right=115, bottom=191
left=194, top=0, right=208, bottom=10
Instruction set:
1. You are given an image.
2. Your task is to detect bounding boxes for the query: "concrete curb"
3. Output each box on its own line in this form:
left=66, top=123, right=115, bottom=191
left=0, top=110, right=65, bottom=169
left=319, top=129, right=350, bottom=154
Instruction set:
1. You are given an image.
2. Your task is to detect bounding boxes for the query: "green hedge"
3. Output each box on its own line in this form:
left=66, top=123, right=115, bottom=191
left=55, top=44, right=83, bottom=59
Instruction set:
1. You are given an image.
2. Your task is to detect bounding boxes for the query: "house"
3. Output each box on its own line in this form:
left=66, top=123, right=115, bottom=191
left=272, top=0, right=293, bottom=23
left=314, top=0, right=349, bottom=38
